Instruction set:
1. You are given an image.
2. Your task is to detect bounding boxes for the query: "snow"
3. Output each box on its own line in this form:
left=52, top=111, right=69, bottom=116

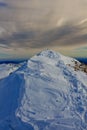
left=0, top=50, right=87, bottom=130
left=0, top=63, right=20, bottom=79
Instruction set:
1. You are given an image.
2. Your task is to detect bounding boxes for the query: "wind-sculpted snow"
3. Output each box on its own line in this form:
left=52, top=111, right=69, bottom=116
left=0, top=63, right=20, bottom=79
left=16, top=50, right=87, bottom=130
left=0, top=50, right=87, bottom=130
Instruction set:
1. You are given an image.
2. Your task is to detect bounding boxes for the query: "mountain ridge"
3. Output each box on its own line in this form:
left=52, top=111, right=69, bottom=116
left=0, top=50, right=87, bottom=130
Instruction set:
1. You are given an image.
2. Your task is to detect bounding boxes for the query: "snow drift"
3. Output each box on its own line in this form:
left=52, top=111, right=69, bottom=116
left=0, top=50, right=87, bottom=130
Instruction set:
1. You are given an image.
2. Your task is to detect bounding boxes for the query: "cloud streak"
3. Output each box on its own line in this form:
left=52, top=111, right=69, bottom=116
left=0, top=23, right=87, bottom=49
left=0, top=0, right=87, bottom=57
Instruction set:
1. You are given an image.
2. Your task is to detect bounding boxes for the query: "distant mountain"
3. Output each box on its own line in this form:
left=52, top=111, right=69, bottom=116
left=0, top=50, right=87, bottom=130
left=76, top=57, right=87, bottom=64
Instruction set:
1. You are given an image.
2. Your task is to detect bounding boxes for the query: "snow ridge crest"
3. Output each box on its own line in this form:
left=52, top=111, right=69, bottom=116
left=36, top=49, right=62, bottom=59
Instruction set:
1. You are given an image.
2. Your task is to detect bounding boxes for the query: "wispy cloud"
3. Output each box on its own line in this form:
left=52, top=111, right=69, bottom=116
left=0, top=23, right=87, bottom=49
left=0, top=0, right=87, bottom=57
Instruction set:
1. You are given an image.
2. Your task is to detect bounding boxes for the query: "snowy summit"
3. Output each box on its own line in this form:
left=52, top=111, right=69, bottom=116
left=0, top=50, right=87, bottom=130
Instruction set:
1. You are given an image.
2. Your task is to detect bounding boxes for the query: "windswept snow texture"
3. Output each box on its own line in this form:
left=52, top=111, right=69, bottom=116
left=0, top=63, right=20, bottom=79
left=0, top=50, right=87, bottom=130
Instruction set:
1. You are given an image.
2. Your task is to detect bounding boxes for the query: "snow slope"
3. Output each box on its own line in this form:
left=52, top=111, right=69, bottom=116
left=0, top=50, right=87, bottom=130
left=0, top=63, right=21, bottom=79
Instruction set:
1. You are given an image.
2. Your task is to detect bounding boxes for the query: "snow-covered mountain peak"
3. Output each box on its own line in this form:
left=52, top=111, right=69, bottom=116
left=16, top=50, right=87, bottom=130
left=36, top=49, right=61, bottom=58
left=27, top=50, right=78, bottom=69
left=0, top=50, right=87, bottom=130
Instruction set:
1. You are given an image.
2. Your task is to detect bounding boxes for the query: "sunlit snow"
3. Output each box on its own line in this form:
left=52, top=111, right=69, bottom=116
left=0, top=50, right=87, bottom=130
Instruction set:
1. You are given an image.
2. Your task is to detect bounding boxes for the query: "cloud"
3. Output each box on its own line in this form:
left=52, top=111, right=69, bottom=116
left=56, top=18, right=66, bottom=27
left=0, top=0, right=87, bottom=57
left=0, top=30, right=37, bottom=48
left=1, top=0, right=87, bottom=30
left=79, top=18, right=87, bottom=25
left=0, top=2, right=8, bottom=7
left=0, top=43, right=8, bottom=48
left=75, top=46, right=87, bottom=51
left=0, top=22, right=87, bottom=50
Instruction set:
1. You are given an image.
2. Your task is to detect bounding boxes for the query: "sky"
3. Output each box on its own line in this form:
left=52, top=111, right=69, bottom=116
left=0, top=0, right=87, bottom=59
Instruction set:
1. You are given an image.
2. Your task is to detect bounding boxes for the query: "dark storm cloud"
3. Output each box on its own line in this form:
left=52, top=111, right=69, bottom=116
left=32, top=25, right=79, bottom=48
left=12, top=31, right=35, bottom=43
left=0, top=0, right=87, bottom=51
left=62, top=34, right=87, bottom=45
left=0, top=2, right=8, bottom=7
left=0, top=23, right=87, bottom=49
left=0, top=30, right=37, bottom=48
